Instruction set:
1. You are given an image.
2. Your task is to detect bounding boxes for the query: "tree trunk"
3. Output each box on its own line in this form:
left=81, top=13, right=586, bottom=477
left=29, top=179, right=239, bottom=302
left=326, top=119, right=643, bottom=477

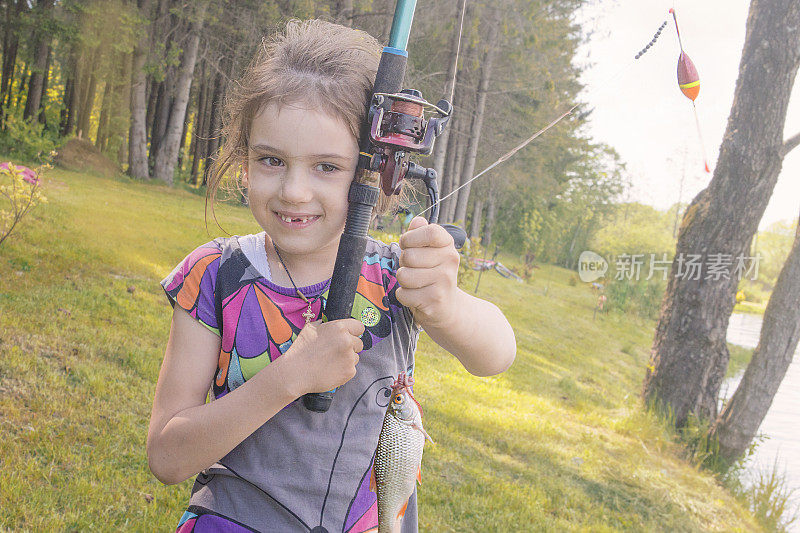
left=150, top=81, right=169, bottom=162
left=453, top=12, right=499, bottom=225
left=431, top=0, right=466, bottom=192
left=483, top=188, right=497, bottom=246
left=76, top=48, right=99, bottom=139
left=61, top=45, right=79, bottom=136
left=441, top=63, right=472, bottom=224
left=77, top=71, right=97, bottom=139
left=15, top=67, right=28, bottom=109
left=145, top=77, right=158, bottom=145
left=203, top=70, right=224, bottom=186
left=96, top=80, right=112, bottom=150
left=1, top=0, right=26, bottom=127
left=37, top=46, right=50, bottom=126
left=117, top=50, right=133, bottom=167
left=23, top=0, right=54, bottom=121
left=710, top=215, right=800, bottom=463
left=153, top=1, right=207, bottom=184
left=565, top=218, right=583, bottom=269
left=129, top=0, right=152, bottom=178
left=177, top=94, right=191, bottom=172
left=336, top=0, right=354, bottom=27
left=190, top=63, right=208, bottom=185
left=444, top=127, right=467, bottom=223
left=23, top=42, right=49, bottom=122
left=469, top=196, right=484, bottom=240
left=642, top=0, right=800, bottom=429
left=439, top=113, right=459, bottom=221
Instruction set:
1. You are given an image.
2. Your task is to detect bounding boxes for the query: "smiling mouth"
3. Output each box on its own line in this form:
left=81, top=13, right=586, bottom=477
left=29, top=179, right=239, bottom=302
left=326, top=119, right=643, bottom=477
left=275, top=212, right=321, bottom=225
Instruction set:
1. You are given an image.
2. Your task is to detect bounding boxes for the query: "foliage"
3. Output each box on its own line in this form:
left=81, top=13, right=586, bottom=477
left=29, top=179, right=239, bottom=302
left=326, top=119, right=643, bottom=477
left=737, top=219, right=796, bottom=305
left=591, top=202, right=677, bottom=259
left=725, top=344, right=754, bottom=380
left=0, top=108, right=58, bottom=162
left=494, top=142, right=627, bottom=267
left=646, top=387, right=799, bottom=533
left=0, top=162, right=47, bottom=247
left=741, top=458, right=800, bottom=533
left=456, top=236, right=483, bottom=289
left=604, top=275, right=665, bottom=319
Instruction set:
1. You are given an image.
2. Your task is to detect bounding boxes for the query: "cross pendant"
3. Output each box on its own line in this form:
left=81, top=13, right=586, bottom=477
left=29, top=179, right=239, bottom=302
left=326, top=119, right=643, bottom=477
left=302, top=305, right=316, bottom=324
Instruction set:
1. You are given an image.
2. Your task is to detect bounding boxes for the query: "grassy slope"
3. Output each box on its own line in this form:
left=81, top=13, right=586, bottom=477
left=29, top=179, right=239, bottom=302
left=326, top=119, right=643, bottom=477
left=0, top=168, right=761, bottom=531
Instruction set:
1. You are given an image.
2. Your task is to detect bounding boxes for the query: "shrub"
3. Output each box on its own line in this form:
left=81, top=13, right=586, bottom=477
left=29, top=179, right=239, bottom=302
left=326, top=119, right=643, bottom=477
left=742, top=458, right=800, bottom=532
left=605, top=276, right=664, bottom=319
left=0, top=107, right=58, bottom=162
left=0, top=162, right=47, bottom=246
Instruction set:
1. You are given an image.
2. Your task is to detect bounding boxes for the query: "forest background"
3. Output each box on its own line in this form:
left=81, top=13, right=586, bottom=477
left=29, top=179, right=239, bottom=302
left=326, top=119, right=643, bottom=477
left=1, top=0, right=793, bottom=315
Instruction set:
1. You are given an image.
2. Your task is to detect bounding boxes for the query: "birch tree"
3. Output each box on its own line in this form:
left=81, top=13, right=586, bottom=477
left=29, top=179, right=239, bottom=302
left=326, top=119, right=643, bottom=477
left=152, top=1, right=208, bottom=184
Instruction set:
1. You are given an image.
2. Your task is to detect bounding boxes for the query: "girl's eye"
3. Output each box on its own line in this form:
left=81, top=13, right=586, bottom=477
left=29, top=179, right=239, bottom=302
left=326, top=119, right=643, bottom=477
left=316, top=163, right=338, bottom=173
left=260, top=156, right=283, bottom=167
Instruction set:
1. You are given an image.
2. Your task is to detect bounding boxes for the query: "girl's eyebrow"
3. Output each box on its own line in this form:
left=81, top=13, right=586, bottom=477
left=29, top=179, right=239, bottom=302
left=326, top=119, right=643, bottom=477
left=249, top=143, right=351, bottom=161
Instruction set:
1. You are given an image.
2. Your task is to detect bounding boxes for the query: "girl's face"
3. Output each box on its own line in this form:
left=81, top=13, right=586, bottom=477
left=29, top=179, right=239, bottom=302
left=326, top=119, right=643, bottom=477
left=243, top=102, right=359, bottom=260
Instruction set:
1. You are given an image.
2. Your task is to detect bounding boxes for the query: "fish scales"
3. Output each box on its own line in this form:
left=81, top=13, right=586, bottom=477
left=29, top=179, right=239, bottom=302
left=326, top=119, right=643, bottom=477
left=370, top=372, right=430, bottom=533
left=374, top=410, right=425, bottom=532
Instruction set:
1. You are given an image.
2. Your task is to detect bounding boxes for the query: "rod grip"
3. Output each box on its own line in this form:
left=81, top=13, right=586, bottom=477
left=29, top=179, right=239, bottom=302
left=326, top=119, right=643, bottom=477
left=302, top=183, right=379, bottom=412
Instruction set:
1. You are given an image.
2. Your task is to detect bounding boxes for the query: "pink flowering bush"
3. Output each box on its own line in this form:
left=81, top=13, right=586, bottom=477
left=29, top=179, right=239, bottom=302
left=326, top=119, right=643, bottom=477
left=0, top=162, right=46, bottom=247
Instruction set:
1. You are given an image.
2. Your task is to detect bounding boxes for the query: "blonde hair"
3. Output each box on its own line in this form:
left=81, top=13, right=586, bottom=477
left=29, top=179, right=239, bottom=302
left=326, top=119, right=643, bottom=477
left=206, top=19, right=402, bottom=228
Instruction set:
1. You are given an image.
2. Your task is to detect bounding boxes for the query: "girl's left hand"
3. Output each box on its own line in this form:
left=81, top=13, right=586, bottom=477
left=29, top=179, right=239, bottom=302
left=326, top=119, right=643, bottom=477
left=396, top=216, right=460, bottom=329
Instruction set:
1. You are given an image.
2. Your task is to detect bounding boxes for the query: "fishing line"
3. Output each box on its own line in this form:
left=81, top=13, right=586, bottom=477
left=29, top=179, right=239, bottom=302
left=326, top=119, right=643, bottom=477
left=692, top=101, right=711, bottom=173
left=418, top=18, right=670, bottom=219
left=448, top=0, right=467, bottom=105
left=670, top=6, right=711, bottom=173
left=419, top=105, right=578, bottom=218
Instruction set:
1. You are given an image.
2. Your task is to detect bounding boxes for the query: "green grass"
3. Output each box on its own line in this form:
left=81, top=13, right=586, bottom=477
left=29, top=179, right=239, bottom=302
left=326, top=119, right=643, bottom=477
left=0, top=167, right=763, bottom=531
left=726, top=345, right=755, bottom=380
left=734, top=300, right=767, bottom=315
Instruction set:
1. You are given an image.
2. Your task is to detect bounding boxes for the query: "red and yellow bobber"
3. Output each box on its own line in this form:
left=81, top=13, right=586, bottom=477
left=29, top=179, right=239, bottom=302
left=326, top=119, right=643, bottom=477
left=670, top=7, right=709, bottom=172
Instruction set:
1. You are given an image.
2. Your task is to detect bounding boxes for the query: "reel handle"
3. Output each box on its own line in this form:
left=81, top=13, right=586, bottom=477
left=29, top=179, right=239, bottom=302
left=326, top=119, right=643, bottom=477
left=440, top=223, right=467, bottom=249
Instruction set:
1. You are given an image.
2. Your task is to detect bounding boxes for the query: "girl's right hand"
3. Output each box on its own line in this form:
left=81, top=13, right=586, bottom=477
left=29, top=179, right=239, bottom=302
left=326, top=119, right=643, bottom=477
left=283, top=318, right=366, bottom=395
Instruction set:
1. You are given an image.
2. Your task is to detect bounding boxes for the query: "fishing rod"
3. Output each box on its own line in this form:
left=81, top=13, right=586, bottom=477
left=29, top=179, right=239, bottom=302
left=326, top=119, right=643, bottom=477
left=303, top=0, right=466, bottom=413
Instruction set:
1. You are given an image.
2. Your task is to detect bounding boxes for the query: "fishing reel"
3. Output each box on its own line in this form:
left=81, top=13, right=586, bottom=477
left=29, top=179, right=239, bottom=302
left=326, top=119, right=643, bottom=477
left=365, top=89, right=466, bottom=247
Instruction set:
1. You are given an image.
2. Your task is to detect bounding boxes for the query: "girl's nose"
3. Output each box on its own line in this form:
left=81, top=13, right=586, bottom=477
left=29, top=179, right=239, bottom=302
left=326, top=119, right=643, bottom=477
left=279, top=166, right=313, bottom=204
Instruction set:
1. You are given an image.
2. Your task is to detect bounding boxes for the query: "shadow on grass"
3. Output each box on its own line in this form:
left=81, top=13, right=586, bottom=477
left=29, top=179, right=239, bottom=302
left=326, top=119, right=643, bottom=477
left=420, top=402, right=705, bottom=531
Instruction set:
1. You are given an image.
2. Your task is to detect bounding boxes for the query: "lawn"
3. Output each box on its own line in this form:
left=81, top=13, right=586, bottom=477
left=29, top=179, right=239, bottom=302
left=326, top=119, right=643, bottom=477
left=0, top=166, right=762, bottom=531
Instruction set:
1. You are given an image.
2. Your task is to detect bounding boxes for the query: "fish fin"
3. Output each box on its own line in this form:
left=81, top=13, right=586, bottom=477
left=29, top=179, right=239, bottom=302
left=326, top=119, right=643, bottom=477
left=369, top=467, right=376, bottom=494
left=413, top=422, right=434, bottom=444
left=417, top=466, right=422, bottom=485
left=396, top=499, right=409, bottom=521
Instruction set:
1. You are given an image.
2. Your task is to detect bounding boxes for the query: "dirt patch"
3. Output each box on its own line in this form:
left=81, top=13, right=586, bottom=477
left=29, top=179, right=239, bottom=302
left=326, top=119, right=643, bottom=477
left=53, top=138, right=122, bottom=177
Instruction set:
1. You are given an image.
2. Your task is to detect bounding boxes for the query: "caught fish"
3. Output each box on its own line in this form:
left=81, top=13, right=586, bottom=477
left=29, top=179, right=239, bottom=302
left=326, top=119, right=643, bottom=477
left=369, top=372, right=433, bottom=533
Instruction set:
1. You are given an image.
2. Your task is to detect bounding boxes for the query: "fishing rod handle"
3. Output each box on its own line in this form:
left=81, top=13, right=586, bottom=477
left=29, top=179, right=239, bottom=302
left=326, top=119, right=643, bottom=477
left=302, top=183, right=379, bottom=413
left=303, top=2, right=416, bottom=413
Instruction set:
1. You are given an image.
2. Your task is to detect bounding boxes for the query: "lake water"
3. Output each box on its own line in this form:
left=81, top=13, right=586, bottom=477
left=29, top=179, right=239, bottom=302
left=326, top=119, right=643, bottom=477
left=724, top=312, right=800, bottom=530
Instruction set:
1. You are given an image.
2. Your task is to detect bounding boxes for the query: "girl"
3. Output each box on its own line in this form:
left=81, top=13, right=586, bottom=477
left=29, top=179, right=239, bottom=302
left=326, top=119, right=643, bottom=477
left=147, top=20, right=516, bottom=533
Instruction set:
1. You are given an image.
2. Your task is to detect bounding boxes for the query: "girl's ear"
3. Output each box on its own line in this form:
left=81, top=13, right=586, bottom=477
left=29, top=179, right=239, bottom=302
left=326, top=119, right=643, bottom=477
left=242, top=161, right=249, bottom=188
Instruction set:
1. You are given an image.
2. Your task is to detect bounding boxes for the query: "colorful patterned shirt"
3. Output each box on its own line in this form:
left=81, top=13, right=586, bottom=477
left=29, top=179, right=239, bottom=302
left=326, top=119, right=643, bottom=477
left=160, top=236, right=419, bottom=533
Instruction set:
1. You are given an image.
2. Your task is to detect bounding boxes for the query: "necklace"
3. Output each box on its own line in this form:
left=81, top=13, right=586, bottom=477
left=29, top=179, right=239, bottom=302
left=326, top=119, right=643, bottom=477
left=272, top=241, right=330, bottom=325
